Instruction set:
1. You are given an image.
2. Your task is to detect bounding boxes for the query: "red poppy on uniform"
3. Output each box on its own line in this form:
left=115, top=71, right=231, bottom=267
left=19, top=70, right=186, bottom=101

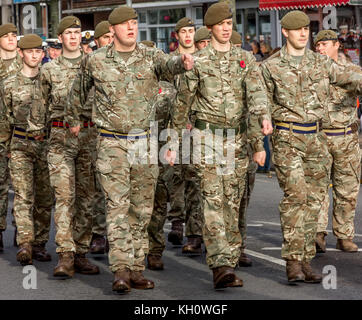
left=240, top=60, right=246, bottom=68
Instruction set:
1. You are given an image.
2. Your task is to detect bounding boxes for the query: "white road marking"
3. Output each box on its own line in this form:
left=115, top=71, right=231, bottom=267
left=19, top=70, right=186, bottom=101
left=261, top=247, right=362, bottom=252
left=244, top=249, right=286, bottom=267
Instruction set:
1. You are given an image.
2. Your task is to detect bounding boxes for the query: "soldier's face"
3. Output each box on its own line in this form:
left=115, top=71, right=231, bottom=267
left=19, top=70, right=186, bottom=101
left=95, top=32, right=114, bottom=48
left=315, top=40, right=339, bottom=59
left=209, top=19, right=233, bottom=45
left=176, top=27, right=195, bottom=49
left=111, top=19, right=138, bottom=48
left=282, top=27, right=310, bottom=50
left=59, top=28, right=82, bottom=53
left=20, top=48, right=44, bottom=68
left=0, top=32, right=17, bottom=52
left=196, top=39, right=210, bottom=50
left=48, top=47, right=61, bottom=60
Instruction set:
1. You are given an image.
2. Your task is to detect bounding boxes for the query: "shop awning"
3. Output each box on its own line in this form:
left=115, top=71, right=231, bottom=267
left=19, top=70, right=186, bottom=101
left=259, top=0, right=351, bottom=11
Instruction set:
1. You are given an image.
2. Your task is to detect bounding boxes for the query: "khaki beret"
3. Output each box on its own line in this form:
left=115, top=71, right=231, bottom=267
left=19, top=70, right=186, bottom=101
left=281, top=10, right=310, bottom=30
left=18, top=34, right=43, bottom=49
left=108, top=6, right=138, bottom=26
left=231, top=30, right=242, bottom=45
left=94, top=21, right=111, bottom=39
left=204, top=2, right=233, bottom=27
left=175, top=17, right=195, bottom=32
left=0, top=23, right=17, bottom=38
left=314, top=30, right=338, bottom=45
left=57, top=16, right=81, bottom=35
left=140, top=40, right=156, bottom=48
left=194, top=27, right=211, bottom=43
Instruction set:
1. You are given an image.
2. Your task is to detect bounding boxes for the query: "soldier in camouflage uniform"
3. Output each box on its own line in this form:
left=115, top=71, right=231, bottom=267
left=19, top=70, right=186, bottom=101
left=171, top=2, right=272, bottom=289
left=166, top=17, right=204, bottom=257
left=147, top=79, right=177, bottom=270
left=0, top=34, right=53, bottom=265
left=314, top=30, right=362, bottom=253
left=27, top=16, right=99, bottom=277
left=67, top=7, right=193, bottom=294
left=260, top=11, right=362, bottom=283
left=0, top=23, right=22, bottom=252
left=89, top=21, right=114, bottom=255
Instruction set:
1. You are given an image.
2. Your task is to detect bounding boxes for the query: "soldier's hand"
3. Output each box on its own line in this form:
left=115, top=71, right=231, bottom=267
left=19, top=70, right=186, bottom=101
left=253, top=151, right=266, bottom=166
left=181, top=54, right=194, bottom=71
left=262, top=119, right=273, bottom=136
left=164, top=149, right=177, bottom=166
left=70, top=126, right=81, bottom=137
left=34, top=136, right=44, bottom=141
left=7, top=153, right=10, bottom=159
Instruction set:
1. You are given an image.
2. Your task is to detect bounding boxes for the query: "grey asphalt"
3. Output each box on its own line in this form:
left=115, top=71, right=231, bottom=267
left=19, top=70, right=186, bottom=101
left=1, top=172, right=362, bottom=300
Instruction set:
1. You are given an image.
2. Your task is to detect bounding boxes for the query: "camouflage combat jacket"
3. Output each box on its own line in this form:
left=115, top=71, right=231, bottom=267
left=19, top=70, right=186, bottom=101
left=27, top=54, right=89, bottom=134
left=260, top=45, right=362, bottom=124
left=0, top=53, right=22, bottom=82
left=172, top=43, right=270, bottom=152
left=65, top=42, right=185, bottom=133
left=323, top=58, right=362, bottom=128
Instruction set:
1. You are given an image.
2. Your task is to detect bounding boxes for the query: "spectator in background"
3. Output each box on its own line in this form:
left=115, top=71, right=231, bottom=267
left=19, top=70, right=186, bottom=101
left=251, top=40, right=263, bottom=61
left=261, top=42, right=272, bottom=60
left=242, top=34, right=252, bottom=51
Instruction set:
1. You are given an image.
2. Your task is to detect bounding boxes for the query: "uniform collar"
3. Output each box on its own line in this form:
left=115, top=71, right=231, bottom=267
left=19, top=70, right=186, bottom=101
left=106, top=42, right=143, bottom=67
left=58, top=52, right=83, bottom=69
left=279, top=45, right=313, bottom=69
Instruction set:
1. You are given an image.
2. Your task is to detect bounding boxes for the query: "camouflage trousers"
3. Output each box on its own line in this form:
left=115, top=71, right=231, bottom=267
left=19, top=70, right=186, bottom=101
left=193, top=129, right=248, bottom=269
left=239, top=157, right=258, bottom=249
left=317, top=131, right=361, bottom=239
left=147, top=163, right=203, bottom=256
left=9, top=136, right=53, bottom=245
left=90, top=135, right=107, bottom=237
left=47, top=126, right=95, bottom=254
left=272, top=129, right=331, bottom=262
left=96, top=134, right=158, bottom=273
left=0, top=146, right=9, bottom=231
left=168, top=164, right=203, bottom=234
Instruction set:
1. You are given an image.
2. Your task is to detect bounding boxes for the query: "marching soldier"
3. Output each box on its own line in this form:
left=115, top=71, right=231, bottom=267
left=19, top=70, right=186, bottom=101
left=194, top=27, right=211, bottom=51
left=27, top=16, right=99, bottom=278
left=67, top=6, right=193, bottom=294
left=314, top=30, right=362, bottom=253
left=94, top=21, right=114, bottom=49
left=89, top=21, right=114, bottom=255
left=0, top=34, right=53, bottom=265
left=260, top=11, right=362, bottom=283
left=166, top=17, right=204, bottom=256
left=171, top=2, right=272, bottom=289
left=0, top=23, right=22, bottom=252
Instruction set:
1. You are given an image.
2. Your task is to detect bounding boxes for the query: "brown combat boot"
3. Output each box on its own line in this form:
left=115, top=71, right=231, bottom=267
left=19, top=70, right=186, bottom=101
left=225, top=274, right=244, bottom=287
left=168, top=220, right=183, bottom=245
left=182, top=236, right=202, bottom=255
left=90, top=233, right=106, bottom=254
left=239, top=249, right=252, bottom=267
left=16, top=242, right=33, bottom=266
left=286, top=260, right=305, bottom=283
left=130, top=271, right=154, bottom=289
left=315, top=232, right=327, bottom=253
left=54, top=252, right=75, bottom=277
left=212, top=266, right=236, bottom=289
left=336, top=239, right=358, bottom=252
left=74, top=253, right=100, bottom=274
left=0, top=231, right=3, bottom=253
left=147, top=254, right=164, bottom=270
left=32, top=244, right=51, bottom=261
left=302, top=261, right=322, bottom=283
left=112, top=268, right=131, bottom=294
